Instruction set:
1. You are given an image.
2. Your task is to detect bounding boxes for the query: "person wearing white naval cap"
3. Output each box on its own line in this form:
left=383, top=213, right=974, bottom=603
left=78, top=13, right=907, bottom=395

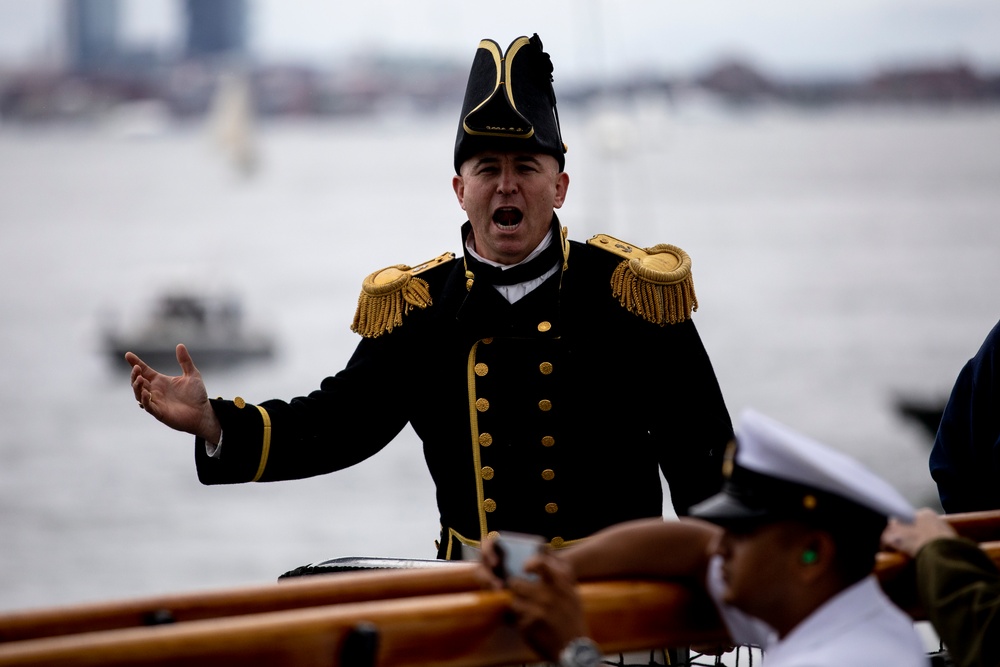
left=479, top=409, right=929, bottom=667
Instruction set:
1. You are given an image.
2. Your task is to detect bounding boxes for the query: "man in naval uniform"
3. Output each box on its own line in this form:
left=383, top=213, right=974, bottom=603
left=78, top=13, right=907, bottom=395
left=483, top=409, right=929, bottom=667
left=128, top=34, right=733, bottom=560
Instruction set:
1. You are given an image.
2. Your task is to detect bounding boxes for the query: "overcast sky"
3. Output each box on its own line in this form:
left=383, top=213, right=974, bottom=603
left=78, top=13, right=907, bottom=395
left=2, top=0, right=999, bottom=80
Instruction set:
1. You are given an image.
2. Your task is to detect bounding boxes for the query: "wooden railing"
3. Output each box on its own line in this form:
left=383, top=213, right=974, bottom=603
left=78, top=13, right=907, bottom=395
left=0, top=510, right=997, bottom=666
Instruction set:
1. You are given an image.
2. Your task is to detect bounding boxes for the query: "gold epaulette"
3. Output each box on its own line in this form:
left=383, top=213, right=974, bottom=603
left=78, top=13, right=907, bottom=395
left=587, top=234, right=698, bottom=325
left=351, top=252, right=455, bottom=338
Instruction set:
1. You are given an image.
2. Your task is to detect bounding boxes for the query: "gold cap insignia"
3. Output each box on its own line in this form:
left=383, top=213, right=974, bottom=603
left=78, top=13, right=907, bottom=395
left=722, top=440, right=737, bottom=479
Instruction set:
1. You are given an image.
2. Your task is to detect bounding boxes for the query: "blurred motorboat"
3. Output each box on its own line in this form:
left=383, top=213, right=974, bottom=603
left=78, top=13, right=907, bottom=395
left=105, top=292, right=274, bottom=370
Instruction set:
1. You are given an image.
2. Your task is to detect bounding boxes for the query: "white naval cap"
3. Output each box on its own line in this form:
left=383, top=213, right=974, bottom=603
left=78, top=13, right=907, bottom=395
left=691, top=408, right=915, bottom=526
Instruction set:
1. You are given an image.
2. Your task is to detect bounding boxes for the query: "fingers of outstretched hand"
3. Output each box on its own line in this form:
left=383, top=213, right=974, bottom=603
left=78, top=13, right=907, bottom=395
left=175, top=344, right=200, bottom=377
left=131, top=365, right=148, bottom=403
left=137, top=389, right=155, bottom=416
left=133, top=378, right=154, bottom=413
left=124, top=350, right=144, bottom=369
left=127, top=353, right=160, bottom=413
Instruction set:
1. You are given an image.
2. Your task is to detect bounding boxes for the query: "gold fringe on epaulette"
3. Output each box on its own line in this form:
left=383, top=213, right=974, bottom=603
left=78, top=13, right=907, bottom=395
left=351, top=266, right=433, bottom=338
left=609, top=243, right=698, bottom=326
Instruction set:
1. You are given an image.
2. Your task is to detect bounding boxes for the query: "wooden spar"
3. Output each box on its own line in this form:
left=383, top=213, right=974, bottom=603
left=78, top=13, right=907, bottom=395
left=0, top=543, right=997, bottom=666
left=938, top=509, right=1000, bottom=542
left=0, top=581, right=722, bottom=667
left=2, top=509, right=998, bottom=649
left=0, top=564, right=480, bottom=643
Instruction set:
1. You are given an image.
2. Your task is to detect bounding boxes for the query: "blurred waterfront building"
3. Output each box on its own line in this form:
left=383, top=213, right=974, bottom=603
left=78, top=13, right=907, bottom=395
left=65, top=0, right=121, bottom=74
left=184, top=0, right=248, bottom=59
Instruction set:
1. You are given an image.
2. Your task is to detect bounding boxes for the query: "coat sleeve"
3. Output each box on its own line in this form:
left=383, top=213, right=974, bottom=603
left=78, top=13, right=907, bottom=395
left=929, top=318, right=1000, bottom=513
left=195, top=333, right=412, bottom=485
left=651, top=319, right=734, bottom=515
left=916, top=538, right=1000, bottom=667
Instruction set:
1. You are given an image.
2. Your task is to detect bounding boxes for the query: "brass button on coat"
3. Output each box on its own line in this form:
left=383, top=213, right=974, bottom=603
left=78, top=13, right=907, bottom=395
left=481, top=466, right=495, bottom=480
left=487, top=531, right=500, bottom=539
left=539, top=362, right=553, bottom=375
left=550, top=537, right=565, bottom=548
left=482, top=337, right=493, bottom=344
left=538, top=399, right=552, bottom=412
left=474, top=363, right=489, bottom=376
left=479, top=433, right=493, bottom=447
left=541, top=436, right=555, bottom=447
left=541, top=469, right=555, bottom=481
left=234, top=396, right=246, bottom=409
left=484, top=499, right=497, bottom=513
left=538, top=321, right=552, bottom=332
left=476, top=398, right=490, bottom=412
left=545, top=503, right=558, bottom=514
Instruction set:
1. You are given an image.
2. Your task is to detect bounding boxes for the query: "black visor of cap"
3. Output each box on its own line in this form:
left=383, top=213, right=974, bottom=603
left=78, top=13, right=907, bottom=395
left=689, top=466, right=887, bottom=531
left=688, top=487, right=772, bottom=527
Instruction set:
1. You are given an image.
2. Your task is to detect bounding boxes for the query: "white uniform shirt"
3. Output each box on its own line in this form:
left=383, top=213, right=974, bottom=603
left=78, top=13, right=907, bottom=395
left=706, top=555, right=929, bottom=666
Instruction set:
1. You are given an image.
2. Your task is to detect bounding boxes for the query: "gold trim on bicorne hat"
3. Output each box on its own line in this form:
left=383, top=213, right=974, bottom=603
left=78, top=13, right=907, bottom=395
left=351, top=252, right=454, bottom=338
left=587, top=233, right=698, bottom=325
left=454, top=34, right=566, bottom=172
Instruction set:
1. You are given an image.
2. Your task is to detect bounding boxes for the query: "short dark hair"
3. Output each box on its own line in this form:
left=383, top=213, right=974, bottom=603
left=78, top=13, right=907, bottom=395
left=821, top=512, right=887, bottom=584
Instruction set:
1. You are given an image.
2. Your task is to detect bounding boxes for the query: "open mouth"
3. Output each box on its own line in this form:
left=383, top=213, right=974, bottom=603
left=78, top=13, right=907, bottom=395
left=492, top=207, right=524, bottom=230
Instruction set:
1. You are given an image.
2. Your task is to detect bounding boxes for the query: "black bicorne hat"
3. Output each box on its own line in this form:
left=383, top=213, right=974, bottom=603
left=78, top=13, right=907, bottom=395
left=454, top=34, right=566, bottom=173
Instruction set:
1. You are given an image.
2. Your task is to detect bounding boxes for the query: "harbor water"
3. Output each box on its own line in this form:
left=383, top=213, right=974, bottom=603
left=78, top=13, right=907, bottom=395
left=1, top=101, right=1000, bottom=613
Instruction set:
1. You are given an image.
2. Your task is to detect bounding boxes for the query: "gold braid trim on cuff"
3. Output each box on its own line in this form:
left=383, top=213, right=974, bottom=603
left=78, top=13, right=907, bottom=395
left=589, top=234, right=698, bottom=325
left=350, top=253, right=454, bottom=338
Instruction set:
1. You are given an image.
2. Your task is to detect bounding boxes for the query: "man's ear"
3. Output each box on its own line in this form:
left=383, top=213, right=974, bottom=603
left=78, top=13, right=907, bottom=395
left=797, top=532, right=835, bottom=583
left=553, top=171, right=569, bottom=209
left=452, top=174, right=466, bottom=210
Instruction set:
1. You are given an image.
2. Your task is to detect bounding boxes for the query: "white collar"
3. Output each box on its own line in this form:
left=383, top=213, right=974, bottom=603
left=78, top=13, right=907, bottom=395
left=465, top=230, right=559, bottom=304
left=464, top=227, right=554, bottom=270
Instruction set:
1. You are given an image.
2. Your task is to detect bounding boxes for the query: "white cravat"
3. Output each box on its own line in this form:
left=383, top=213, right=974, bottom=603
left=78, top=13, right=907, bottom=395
left=465, top=231, right=560, bottom=303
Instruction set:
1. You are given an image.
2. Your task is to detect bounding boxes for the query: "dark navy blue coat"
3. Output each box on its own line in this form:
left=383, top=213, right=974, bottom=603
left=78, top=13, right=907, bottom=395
left=930, top=318, right=1000, bottom=512
left=196, top=229, right=733, bottom=558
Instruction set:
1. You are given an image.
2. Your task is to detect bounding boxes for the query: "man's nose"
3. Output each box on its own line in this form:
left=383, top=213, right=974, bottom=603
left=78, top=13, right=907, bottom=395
left=496, top=168, right=519, bottom=194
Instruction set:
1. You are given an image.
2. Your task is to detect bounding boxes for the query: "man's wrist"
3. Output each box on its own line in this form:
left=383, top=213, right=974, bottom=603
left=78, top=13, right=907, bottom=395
left=559, top=637, right=601, bottom=667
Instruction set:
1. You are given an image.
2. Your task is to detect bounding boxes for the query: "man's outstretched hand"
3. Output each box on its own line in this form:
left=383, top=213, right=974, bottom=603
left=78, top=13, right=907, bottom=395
left=127, top=344, right=222, bottom=444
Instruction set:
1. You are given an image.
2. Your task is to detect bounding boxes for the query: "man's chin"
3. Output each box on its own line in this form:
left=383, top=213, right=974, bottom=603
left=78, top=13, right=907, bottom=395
left=483, top=240, right=531, bottom=264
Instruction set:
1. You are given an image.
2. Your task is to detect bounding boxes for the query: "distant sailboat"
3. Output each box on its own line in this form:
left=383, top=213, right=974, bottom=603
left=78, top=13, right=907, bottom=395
left=208, top=69, right=258, bottom=176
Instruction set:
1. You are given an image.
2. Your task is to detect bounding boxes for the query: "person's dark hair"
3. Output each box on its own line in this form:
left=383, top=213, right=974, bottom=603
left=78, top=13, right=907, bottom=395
left=822, top=512, right=887, bottom=584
